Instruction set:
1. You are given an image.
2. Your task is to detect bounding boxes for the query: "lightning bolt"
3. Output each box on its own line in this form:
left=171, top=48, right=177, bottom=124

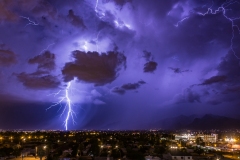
left=175, top=0, right=240, bottom=59
left=64, top=82, right=74, bottom=130
left=94, top=0, right=105, bottom=19
left=40, top=43, right=55, bottom=54
left=47, top=82, right=76, bottom=130
left=20, top=16, right=39, bottom=27
left=95, top=0, right=99, bottom=13
left=95, top=31, right=101, bottom=53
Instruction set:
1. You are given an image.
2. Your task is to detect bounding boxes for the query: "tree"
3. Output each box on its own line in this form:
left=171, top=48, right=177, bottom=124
left=111, top=149, right=122, bottom=159
left=37, top=147, right=46, bottom=160
left=194, top=147, right=204, bottom=155
left=154, top=145, right=167, bottom=155
left=13, top=148, right=22, bottom=157
left=196, top=137, right=205, bottom=146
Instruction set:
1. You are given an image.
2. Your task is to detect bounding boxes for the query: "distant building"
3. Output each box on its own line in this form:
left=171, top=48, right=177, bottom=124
left=175, top=133, right=217, bottom=143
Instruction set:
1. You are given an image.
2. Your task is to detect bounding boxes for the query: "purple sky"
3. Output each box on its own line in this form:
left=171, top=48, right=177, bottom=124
left=0, top=0, right=240, bottom=130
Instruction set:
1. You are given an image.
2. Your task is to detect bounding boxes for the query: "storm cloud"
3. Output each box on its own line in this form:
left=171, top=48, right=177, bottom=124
left=16, top=71, right=60, bottom=89
left=112, top=80, right=146, bottom=95
left=1, top=0, right=240, bottom=130
left=28, top=51, right=55, bottom=71
left=143, top=61, right=157, bottom=73
left=0, top=49, right=17, bottom=66
left=62, top=50, right=126, bottom=85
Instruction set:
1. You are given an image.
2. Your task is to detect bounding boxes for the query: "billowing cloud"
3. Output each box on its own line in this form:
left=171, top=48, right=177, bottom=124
left=143, top=61, right=157, bottom=73
left=0, top=49, right=17, bottom=66
left=62, top=50, right=126, bottom=85
left=28, top=51, right=55, bottom=71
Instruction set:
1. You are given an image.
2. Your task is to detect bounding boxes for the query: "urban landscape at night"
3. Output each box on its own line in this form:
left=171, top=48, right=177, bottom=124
left=1, top=130, right=240, bottom=160
left=1, top=0, right=240, bottom=159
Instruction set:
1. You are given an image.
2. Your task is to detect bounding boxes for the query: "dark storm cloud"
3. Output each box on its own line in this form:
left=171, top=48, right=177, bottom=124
left=178, top=52, right=240, bottom=105
left=15, top=51, right=60, bottom=89
left=16, top=72, right=60, bottom=89
left=200, top=75, right=227, bottom=85
left=163, top=2, right=235, bottom=60
left=112, top=87, right=126, bottom=95
left=112, top=80, right=146, bottom=95
left=168, top=67, right=191, bottom=74
left=121, top=83, right=140, bottom=90
left=138, top=80, right=146, bottom=84
left=143, top=61, right=157, bottom=73
left=0, top=0, right=45, bottom=22
left=67, top=10, right=86, bottom=29
left=0, top=3, right=17, bottom=22
left=28, top=51, right=55, bottom=71
left=62, top=50, right=126, bottom=85
left=0, top=49, right=17, bottom=66
left=218, top=52, right=240, bottom=78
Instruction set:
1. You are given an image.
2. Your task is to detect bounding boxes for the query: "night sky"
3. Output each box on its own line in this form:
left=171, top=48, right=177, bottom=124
left=0, top=0, right=240, bottom=130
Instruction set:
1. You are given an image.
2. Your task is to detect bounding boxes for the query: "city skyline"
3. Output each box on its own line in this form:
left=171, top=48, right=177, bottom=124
left=0, top=0, right=240, bottom=130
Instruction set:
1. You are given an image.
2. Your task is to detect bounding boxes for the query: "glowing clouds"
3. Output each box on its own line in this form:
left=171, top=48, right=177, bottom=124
left=62, top=50, right=126, bottom=85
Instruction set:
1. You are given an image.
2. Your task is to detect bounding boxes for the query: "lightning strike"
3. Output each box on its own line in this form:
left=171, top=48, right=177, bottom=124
left=83, top=41, right=88, bottom=52
left=94, top=0, right=105, bottom=19
left=174, top=17, right=189, bottom=27
left=95, top=31, right=101, bottom=53
left=20, top=16, right=39, bottom=27
left=175, top=0, right=240, bottom=59
left=40, top=43, right=55, bottom=54
left=47, top=82, right=76, bottom=130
